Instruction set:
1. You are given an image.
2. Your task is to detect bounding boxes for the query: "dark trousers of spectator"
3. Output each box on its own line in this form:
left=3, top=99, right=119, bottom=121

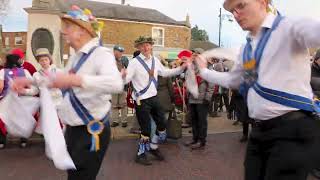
left=189, top=103, right=209, bottom=144
left=243, top=121, right=250, bottom=137
left=0, top=132, right=6, bottom=144
left=66, top=124, right=111, bottom=180
left=208, top=94, right=219, bottom=115
left=134, top=96, right=166, bottom=137
left=245, top=111, right=320, bottom=180
left=219, top=93, right=230, bottom=112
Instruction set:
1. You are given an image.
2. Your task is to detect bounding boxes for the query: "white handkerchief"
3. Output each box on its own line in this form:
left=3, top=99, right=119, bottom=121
left=185, top=64, right=199, bottom=98
left=0, top=91, right=39, bottom=138
left=39, top=86, right=76, bottom=170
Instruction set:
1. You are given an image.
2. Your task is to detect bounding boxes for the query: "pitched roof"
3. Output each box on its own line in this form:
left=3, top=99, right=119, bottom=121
left=190, top=41, right=218, bottom=51
left=54, top=0, right=189, bottom=27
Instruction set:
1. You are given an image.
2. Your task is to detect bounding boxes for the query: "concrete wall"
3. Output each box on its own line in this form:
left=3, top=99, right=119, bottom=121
left=26, top=12, right=62, bottom=68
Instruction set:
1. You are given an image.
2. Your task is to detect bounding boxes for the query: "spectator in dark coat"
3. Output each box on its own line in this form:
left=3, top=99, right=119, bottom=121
left=311, top=49, right=320, bottom=97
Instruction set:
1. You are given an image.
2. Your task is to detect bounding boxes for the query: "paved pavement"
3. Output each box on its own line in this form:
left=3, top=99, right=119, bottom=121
left=2, top=112, right=317, bottom=180
left=1, top=132, right=317, bottom=180
left=110, top=112, right=243, bottom=140
left=1, top=132, right=246, bottom=180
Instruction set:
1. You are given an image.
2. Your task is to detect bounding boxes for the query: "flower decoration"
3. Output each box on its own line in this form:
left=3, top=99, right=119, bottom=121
left=65, top=5, right=104, bottom=35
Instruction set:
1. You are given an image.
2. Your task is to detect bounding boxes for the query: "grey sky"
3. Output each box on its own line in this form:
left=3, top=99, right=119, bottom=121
left=93, top=0, right=320, bottom=47
left=2, top=0, right=320, bottom=48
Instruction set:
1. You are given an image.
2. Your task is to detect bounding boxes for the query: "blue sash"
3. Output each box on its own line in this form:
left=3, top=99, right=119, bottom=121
left=64, top=46, right=110, bottom=151
left=240, top=14, right=320, bottom=113
left=134, top=56, right=158, bottom=99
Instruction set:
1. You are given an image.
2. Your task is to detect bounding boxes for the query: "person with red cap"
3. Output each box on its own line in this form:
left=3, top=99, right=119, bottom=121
left=183, top=48, right=214, bottom=150
left=0, top=53, right=38, bottom=149
left=11, top=48, right=37, bottom=75
left=9, top=48, right=37, bottom=147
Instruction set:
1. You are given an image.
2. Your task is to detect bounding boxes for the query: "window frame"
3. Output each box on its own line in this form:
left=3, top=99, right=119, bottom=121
left=14, top=36, right=23, bottom=46
left=152, top=27, right=165, bottom=47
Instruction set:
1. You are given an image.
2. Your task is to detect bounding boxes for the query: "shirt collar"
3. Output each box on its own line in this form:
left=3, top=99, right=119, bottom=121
left=138, top=53, right=153, bottom=61
left=247, top=13, right=276, bottom=39
left=78, top=38, right=99, bottom=54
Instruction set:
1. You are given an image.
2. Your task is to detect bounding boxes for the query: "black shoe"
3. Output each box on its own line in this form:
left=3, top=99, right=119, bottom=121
left=239, top=136, right=248, bottom=143
left=130, top=128, right=141, bottom=134
left=181, top=123, right=191, bottom=128
left=232, top=121, right=240, bottom=126
left=210, top=112, right=220, bottom=117
left=184, top=140, right=198, bottom=147
left=149, top=149, right=165, bottom=161
left=191, top=142, right=206, bottom=150
left=111, top=122, right=119, bottom=127
left=135, top=153, right=152, bottom=166
left=121, top=122, right=128, bottom=128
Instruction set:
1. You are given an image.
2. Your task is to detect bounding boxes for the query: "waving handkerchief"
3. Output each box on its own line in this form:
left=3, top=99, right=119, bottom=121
left=185, top=64, right=199, bottom=98
left=39, top=85, right=76, bottom=170
left=0, top=90, right=39, bottom=138
left=201, top=47, right=239, bottom=62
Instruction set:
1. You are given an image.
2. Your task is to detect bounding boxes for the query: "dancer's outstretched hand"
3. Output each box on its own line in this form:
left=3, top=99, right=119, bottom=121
left=10, top=77, right=32, bottom=94
left=50, top=73, right=82, bottom=89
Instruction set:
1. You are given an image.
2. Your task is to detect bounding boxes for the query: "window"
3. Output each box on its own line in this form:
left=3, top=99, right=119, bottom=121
left=152, top=27, right=164, bottom=47
left=31, top=28, right=54, bottom=58
left=15, top=37, right=23, bottom=45
left=5, top=37, right=9, bottom=46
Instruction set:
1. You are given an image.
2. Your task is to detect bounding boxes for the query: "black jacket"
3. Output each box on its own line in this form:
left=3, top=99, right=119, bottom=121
left=311, top=63, right=320, bottom=97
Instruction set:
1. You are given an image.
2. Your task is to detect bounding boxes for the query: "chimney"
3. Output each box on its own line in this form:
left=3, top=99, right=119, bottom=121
left=186, top=14, right=191, bottom=27
left=121, top=0, right=125, bottom=5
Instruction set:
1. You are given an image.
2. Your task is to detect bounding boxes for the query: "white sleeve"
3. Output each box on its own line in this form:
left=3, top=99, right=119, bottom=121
left=81, top=48, right=124, bottom=94
left=290, top=17, right=320, bottom=48
left=199, top=59, right=244, bottom=89
left=157, top=58, right=184, bottom=77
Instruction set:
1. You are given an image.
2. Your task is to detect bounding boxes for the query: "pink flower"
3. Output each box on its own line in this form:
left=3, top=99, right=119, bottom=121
left=71, top=5, right=80, bottom=11
left=89, top=15, right=95, bottom=21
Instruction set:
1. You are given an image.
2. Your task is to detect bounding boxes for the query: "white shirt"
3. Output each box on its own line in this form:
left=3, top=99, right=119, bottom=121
left=0, top=68, right=37, bottom=96
left=57, top=39, right=123, bottom=126
left=125, top=53, right=183, bottom=100
left=200, top=13, right=320, bottom=120
left=33, top=65, right=64, bottom=106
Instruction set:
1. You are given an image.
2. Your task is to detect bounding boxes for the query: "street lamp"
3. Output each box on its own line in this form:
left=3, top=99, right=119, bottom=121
left=218, top=8, right=233, bottom=47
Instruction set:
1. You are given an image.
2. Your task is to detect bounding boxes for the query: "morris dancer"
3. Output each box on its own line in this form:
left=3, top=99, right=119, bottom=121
left=124, top=36, right=188, bottom=165
left=0, top=54, right=37, bottom=149
left=197, top=0, right=320, bottom=179
left=13, top=6, right=123, bottom=179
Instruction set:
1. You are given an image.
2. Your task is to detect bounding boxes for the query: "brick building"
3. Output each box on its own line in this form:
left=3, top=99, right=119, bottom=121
left=0, top=31, right=27, bottom=58
left=25, top=0, right=191, bottom=67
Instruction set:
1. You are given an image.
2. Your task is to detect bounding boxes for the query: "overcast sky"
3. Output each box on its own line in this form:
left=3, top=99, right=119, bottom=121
left=1, top=0, right=320, bottom=48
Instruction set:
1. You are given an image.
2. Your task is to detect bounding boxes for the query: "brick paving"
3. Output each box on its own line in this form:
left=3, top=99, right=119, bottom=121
left=1, top=132, right=317, bottom=180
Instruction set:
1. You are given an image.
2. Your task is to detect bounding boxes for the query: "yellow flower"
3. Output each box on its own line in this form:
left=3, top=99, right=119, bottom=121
left=97, top=21, right=104, bottom=32
left=83, top=8, right=92, bottom=16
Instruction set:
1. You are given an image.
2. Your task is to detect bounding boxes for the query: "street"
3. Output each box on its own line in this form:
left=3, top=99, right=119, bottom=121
left=1, top=132, right=246, bottom=180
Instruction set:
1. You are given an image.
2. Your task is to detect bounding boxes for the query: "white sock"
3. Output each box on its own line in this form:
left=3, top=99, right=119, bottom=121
left=150, top=143, right=158, bottom=150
